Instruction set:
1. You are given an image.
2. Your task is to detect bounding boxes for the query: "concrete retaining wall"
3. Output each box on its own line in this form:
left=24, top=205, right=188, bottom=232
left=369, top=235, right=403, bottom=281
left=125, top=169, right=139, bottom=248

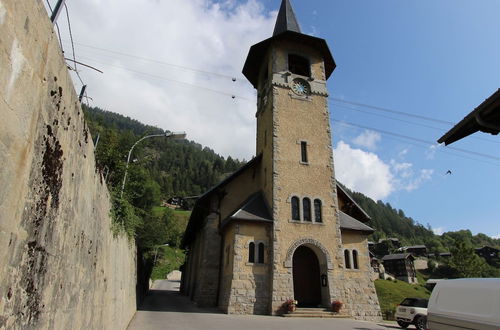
left=0, top=1, right=136, bottom=329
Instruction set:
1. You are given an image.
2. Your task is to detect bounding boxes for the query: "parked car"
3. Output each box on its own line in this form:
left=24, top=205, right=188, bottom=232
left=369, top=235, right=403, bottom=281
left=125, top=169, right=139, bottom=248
left=395, top=297, right=428, bottom=330
left=427, top=278, right=500, bottom=329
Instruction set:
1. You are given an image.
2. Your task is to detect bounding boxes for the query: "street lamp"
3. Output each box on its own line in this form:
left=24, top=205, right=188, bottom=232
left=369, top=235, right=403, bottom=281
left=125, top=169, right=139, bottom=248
left=120, top=131, right=186, bottom=198
left=154, top=243, right=170, bottom=265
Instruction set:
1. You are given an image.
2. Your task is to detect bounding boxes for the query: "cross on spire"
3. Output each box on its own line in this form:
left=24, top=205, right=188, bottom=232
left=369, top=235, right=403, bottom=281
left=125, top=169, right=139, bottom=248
left=273, top=0, right=301, bottom=36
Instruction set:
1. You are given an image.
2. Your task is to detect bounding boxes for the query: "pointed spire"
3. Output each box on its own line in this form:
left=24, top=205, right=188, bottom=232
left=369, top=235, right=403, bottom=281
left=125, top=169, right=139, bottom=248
left=272, top=0, right=301, bottom=36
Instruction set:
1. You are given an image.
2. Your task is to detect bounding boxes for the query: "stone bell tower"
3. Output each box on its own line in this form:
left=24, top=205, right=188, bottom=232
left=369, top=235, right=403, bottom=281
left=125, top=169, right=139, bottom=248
left=243, top=0, right=345, bottom=313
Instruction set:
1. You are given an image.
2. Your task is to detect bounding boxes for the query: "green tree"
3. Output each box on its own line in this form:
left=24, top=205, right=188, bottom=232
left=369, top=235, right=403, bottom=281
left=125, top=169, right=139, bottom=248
left=449, top=240, right=488, bottom=278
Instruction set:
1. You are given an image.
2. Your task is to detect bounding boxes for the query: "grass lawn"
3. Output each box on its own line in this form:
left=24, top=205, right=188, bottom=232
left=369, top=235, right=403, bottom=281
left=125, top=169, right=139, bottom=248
left=151, top=246, right=185, bottom=281
left=375, top=276, right=430, bottom=317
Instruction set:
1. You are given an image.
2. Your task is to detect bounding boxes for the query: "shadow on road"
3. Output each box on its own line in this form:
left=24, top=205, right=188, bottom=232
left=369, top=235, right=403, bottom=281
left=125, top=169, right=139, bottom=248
left=137, top=280, right=222, bottom=314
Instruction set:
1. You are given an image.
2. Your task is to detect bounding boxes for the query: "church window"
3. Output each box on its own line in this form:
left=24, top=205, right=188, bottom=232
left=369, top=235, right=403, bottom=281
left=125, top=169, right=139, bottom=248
left=300, top=141, right=308, bottom=163
left=258, top=243, right=265, bottom=264
left=314, top=199, right=322, bottom=222
left=303, top=197, right=311, bottom=222
left=291, top=196, right=300, bottom=220
left=344, top=249, right=351, bottom=269
left=288, top=54, right=310, bottom=77
left=353, top=250, right=359, bottom=269
left=249, top=242, right=255, bottom=263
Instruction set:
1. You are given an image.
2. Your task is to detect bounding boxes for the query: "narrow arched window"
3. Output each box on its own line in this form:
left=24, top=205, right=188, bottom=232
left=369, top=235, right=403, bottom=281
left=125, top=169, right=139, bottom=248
left=314, top=199, right=322, bottom=223
left=288, top=54, right=310, bottom=77
left=353, top=250, right=359, bottom=269
left=303, top=198, right=311, bottom=222
left=258, top=243, right=265, bottom=264
left=344, top=250, right=351, bottom=269
left=291, top=196, right=300, bottom=220
left=249, top=242, right=255, bottom=263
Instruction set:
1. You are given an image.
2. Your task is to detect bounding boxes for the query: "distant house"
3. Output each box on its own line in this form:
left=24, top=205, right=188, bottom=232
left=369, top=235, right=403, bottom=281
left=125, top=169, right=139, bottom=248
left=399, top=245, right=427, bottom=257
left=378, top=237, right=402, bottom=248
left=475, top=246, right=499, bottom=265
left=438, top=89, right=500, bottom=145
left=368, top=241, right=375, bottom=253
left=439, top=252, right=452, bottom=258
left=382, top=253, right=417, bottom=284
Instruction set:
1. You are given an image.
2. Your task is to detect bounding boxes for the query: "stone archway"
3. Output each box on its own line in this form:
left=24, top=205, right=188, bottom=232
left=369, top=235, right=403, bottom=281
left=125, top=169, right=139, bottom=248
left=292, top=245, right=321, bottom=307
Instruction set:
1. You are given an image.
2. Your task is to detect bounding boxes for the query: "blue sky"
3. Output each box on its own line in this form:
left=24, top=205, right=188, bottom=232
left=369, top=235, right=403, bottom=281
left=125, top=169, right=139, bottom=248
left=53, top=0, right=500, bottom=238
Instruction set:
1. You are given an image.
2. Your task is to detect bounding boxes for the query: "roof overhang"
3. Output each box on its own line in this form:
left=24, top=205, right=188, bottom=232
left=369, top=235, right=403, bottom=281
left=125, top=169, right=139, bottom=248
left=242, top=31, right=336, bottom=88
left=438, top=89, right=500, bottom=145
left=339, top=211, right=374, bottom=234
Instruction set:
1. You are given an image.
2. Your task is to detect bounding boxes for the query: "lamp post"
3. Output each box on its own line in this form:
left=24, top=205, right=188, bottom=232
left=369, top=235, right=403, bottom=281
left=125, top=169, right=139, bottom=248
left=120, top=131, right=186, bottom=198
left=153, top=243, right=169, bottom=265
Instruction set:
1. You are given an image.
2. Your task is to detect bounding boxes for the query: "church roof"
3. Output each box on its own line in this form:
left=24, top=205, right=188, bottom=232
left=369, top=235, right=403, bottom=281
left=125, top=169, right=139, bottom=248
left=438, top=89, right=500, bottom=145
left=273, top=0, right=301, bottom=36
left=221, top=191, right=273, bottom=229
left=339, top=211, right=374, bottom=234
left=243, top=1, right=335, bottom=88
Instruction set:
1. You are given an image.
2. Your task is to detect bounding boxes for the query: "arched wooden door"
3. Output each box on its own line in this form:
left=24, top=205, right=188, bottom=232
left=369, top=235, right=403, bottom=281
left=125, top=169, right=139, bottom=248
left=292, top=245, right=321, bottom=307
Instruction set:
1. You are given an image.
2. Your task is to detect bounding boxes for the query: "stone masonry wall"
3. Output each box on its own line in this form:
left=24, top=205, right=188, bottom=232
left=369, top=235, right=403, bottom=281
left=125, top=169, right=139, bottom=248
left=0, top=1, right=136, bottom=329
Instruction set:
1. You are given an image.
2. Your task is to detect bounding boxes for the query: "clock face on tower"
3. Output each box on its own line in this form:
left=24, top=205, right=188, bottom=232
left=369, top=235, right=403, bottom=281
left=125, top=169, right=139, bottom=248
left=291, top=78, right=311, bottom=96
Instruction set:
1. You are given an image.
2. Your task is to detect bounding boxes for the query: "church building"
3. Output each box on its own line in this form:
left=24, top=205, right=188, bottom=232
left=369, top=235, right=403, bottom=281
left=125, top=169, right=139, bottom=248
left=181, top=0, right=381, bottom=321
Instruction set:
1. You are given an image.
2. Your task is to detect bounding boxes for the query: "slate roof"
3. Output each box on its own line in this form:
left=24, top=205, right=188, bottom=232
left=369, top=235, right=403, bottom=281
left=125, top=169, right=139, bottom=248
left=182, top=154, right=262, bottom=248
left=221, top=191, right=273, bottom=229
left=438, top=89, right=500, bottom=145
left=382, top=253, right=414, bottom=261
left=339, top=211, right=374, bottom=234
left=406, top=245, right=427, bottom=250
left=273, top=0, right=301, bottom=36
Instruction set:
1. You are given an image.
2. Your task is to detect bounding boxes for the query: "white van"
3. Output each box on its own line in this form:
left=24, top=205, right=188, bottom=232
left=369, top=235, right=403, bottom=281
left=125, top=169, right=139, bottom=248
left=427, top=278, right=500, bottom=329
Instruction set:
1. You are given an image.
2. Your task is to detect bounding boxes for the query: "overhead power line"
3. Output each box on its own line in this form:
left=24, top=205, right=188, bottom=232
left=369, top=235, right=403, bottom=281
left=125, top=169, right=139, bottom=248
left=330, top=97, right=454, bottom=126
left=331, top=101, right=500, bottom=145
left=333, top=119, right=500, bottom=162
left=63, top=40, right=238, bottom=81
left=72, top=55, right=254, bottom=101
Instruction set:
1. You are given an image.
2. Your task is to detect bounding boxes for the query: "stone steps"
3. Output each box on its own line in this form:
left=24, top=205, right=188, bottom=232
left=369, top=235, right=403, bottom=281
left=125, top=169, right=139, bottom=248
left=282, top=308, right=350, bottom=318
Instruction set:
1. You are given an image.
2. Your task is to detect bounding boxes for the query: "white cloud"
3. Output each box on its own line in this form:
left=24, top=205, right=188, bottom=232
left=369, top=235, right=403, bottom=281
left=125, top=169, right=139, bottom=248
left=426, top=144, right=440, bottom=160
left=334, top=141, right=394, bottom=200
left=398, top=148, right=409, bottom=157
left=352, top=130, right=381, bottom=150
left=53, top=0, right=277, bottom=160
left=334, top=141, right=434, bottom=200
left=492, top=234, right=500, bottom=239
left=433, top=227, right=445, bottom=235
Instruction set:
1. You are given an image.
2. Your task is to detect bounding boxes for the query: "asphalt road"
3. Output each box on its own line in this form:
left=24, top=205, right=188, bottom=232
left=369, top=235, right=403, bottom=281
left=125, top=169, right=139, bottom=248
left=127, top=279, right=400, bottom=330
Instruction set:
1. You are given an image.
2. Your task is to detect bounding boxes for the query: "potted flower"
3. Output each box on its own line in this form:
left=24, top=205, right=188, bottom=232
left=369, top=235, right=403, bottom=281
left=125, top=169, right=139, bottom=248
left=331, top=300, right=343, bottom=313
left=283, top=299, right=298, bottom=313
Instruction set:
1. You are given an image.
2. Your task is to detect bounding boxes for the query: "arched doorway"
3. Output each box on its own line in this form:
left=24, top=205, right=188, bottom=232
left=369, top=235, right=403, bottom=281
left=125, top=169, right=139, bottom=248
left=292, top=245, right=321, bottom=307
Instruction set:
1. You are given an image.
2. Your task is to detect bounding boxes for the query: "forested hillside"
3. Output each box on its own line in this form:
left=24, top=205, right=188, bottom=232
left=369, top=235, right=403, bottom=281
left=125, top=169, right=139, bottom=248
left=84, top=105, right=244, bottom=200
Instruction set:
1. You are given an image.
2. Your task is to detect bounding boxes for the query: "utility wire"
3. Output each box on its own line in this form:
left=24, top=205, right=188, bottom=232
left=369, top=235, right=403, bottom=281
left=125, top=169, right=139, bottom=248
left=330, top=97, right=453, bottom=126
left=332, top=119, right=500, bottom=162
left=333, top=121, right=500, bottom=168
left=331, top=101, right=500, bottom=145
left=63, top=40, right=238, bottom=81
left=45, top=0, right=64, bottom=53
left=72, top=55, right=254, bottom=101
left=333, top=121, right=500, bottom=167
left=64, top=3, right=85, bottom=87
